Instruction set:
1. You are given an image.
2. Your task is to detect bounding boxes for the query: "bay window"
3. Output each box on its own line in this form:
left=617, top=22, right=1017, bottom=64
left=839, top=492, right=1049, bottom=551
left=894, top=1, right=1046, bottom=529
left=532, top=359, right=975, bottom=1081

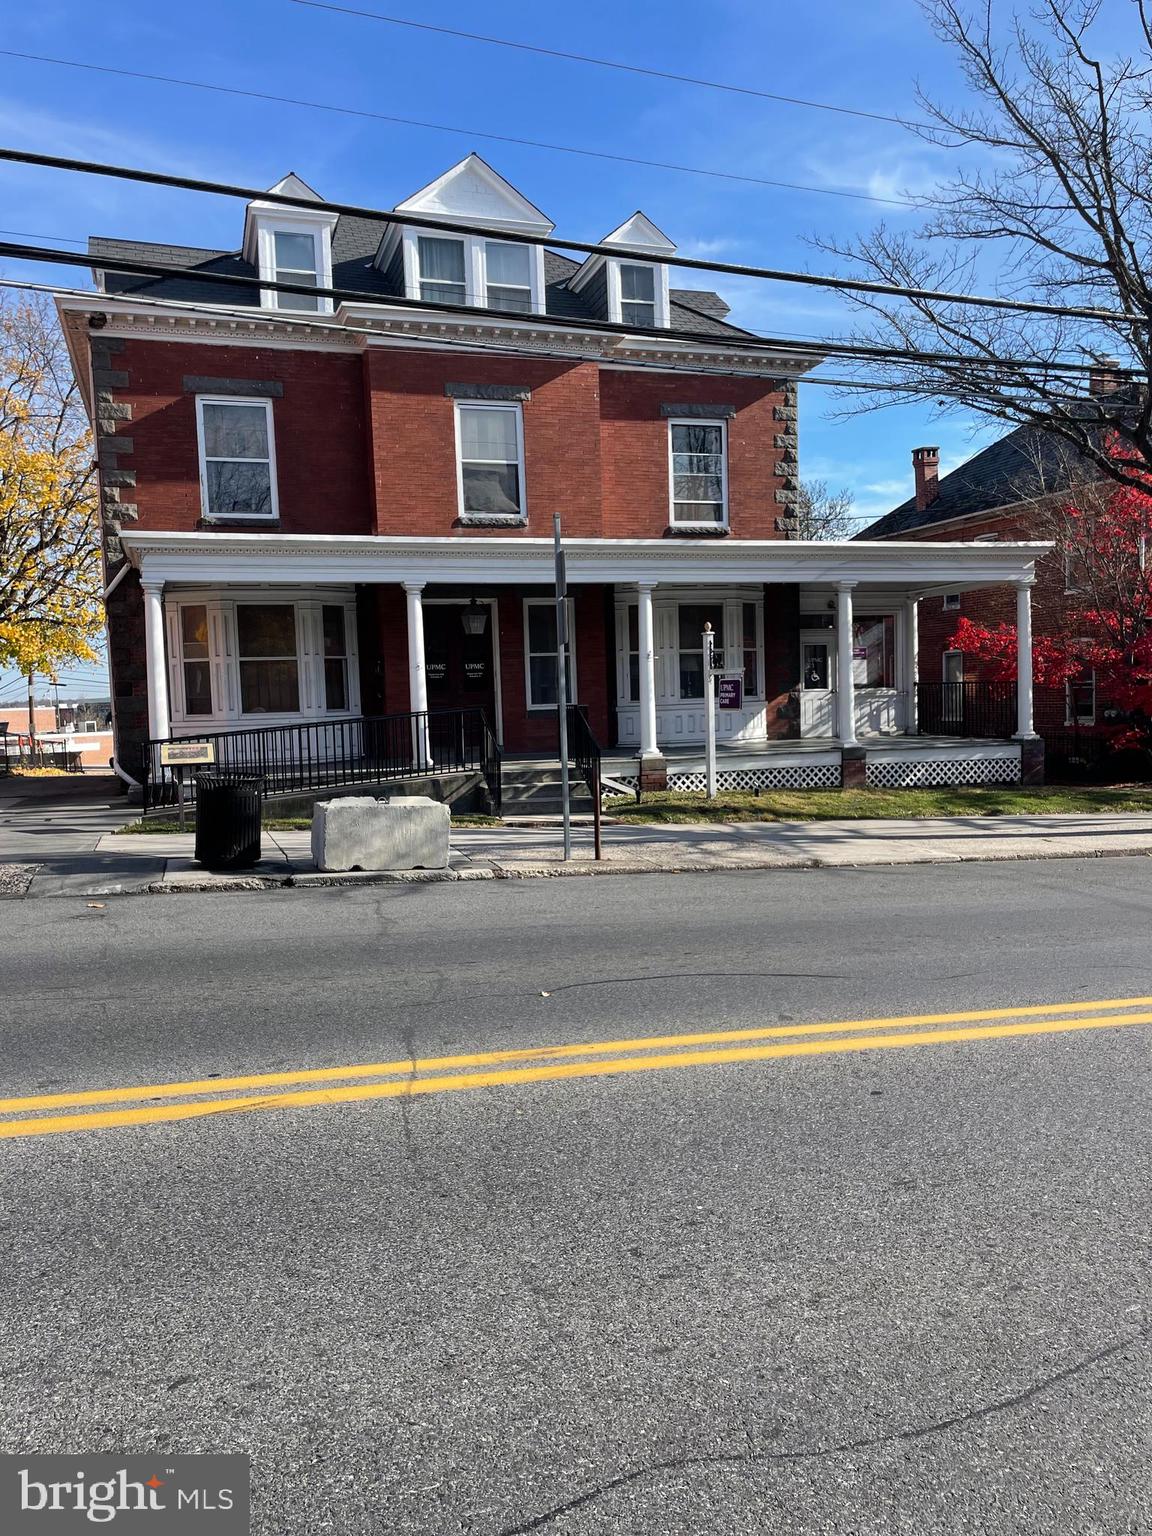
left=167, top=592, right=359, bottom=725
left=196, top=397, right=277, bottom=521
left=669, top=420, right=728, bottom=527
left=524, top=599, right=575, bottom=710
left=456, top=402, right=525, bottom=519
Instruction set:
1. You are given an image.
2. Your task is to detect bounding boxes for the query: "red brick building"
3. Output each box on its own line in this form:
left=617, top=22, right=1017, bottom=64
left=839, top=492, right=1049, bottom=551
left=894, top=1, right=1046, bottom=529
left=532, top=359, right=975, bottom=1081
left=59, top=155, right=1045, bottom=796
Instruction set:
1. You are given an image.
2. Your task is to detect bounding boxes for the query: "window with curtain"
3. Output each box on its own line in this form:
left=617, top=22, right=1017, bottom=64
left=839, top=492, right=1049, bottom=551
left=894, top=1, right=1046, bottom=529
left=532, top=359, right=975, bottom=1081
left=457, top=403, right=523, bottom=517
left=322, top=605, right=349, bottom=712
left=237, top=604, right=299, bottom=713
left=419, top=236, right=467, bottom=304
left=742, top=602, right=760, bottom=696
left=272, top=230, right=319, bottom=311
left=669, top=421, right=727, bottom=525
left=486, top=241, right=532, bottom=313
left=851, top=616, right=895, bottom=688
left=180, top=605, right=213, bottom=716
left=677, top=603, right=724, bottom=699
left=198, top=399, right=276, bottom=519
left=525, top=601, right=574, bottom=709
left=619, top=263, right=656, bottom=326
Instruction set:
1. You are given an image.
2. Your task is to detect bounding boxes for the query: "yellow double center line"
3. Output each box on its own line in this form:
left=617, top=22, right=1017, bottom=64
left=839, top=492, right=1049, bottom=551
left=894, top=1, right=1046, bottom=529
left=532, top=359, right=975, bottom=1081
left=4, top=993, right=1152, bottom=1140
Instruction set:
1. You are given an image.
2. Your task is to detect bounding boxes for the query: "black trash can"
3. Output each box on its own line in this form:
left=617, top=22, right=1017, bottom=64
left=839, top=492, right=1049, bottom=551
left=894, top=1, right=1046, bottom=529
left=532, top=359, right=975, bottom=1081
left=194, top=772, right=264, bottom=868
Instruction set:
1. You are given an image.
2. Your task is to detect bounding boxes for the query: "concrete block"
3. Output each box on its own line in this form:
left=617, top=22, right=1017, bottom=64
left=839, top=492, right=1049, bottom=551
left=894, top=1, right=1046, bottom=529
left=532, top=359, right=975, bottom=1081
left=311, top=795, right=450, bottom=872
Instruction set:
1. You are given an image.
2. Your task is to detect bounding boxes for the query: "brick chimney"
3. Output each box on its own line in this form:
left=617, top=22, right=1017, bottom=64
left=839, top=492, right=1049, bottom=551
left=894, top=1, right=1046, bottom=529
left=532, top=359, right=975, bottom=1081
left=1088, top=357, right=1122, bottom=397
left=912, top=446, right=940, bottom=512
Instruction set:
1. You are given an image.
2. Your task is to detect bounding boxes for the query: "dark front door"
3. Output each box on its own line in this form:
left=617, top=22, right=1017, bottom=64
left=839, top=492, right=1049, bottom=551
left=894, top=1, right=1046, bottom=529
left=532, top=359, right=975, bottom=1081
left=423, top=603, right=497, bottom=760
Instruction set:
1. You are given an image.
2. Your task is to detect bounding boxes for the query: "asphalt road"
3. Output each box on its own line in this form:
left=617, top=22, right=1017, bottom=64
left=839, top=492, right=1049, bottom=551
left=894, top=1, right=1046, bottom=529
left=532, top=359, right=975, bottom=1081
left=3, top=860, right=1152, bottom=1534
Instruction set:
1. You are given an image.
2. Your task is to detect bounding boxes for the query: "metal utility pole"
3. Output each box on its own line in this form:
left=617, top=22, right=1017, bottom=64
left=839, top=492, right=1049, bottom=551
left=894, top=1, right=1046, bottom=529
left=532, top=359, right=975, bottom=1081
left=554, top=513, right=572, bottom=860
left=703, top=623, right=717, bottom=799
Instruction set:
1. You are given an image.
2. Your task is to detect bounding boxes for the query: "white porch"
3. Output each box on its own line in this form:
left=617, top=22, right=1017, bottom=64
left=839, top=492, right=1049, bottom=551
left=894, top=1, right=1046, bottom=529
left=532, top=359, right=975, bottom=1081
left=120, top=528, right=1049, bottom=776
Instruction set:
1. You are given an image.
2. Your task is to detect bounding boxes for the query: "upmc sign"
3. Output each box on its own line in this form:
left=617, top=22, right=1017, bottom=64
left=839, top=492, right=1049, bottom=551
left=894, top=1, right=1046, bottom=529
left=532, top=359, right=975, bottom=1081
left=716, top=676, right=743, bottom=710
left=0, top=1455, right=249, bottom=1531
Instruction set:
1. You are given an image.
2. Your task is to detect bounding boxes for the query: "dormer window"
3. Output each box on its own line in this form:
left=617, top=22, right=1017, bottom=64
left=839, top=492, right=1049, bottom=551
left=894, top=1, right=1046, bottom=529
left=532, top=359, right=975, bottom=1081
left=485, top=241, right=532, bottom=313
left=569, top=210, right=676, bottom=331
left=272, top=231, right=320, bottom=311
left=375, top=154, right=553, bottom=320
left=418, top=236, right=467, bottom=305
left=243, top=175, right=337, bottom=318
left=619, top=264, right=657, bottom=327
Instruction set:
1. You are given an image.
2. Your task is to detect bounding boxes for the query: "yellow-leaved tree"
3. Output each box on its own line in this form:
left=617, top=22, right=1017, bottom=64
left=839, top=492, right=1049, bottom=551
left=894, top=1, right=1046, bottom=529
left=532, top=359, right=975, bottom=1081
left=0, top=294, right=101, bottom=746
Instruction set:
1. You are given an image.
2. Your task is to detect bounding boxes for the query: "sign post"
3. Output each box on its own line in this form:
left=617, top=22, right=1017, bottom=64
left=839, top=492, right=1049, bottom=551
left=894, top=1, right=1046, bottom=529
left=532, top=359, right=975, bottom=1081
left=553, top=513, right=571, bottom=861
left=159, top=741, right=216, bottom=832
left=703, top=623, right=718, bottom=799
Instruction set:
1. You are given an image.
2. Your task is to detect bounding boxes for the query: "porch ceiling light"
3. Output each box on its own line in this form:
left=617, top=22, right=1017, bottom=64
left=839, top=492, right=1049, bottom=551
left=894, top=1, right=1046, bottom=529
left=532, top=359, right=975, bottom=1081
left=461, top=599, right=488, bottom=637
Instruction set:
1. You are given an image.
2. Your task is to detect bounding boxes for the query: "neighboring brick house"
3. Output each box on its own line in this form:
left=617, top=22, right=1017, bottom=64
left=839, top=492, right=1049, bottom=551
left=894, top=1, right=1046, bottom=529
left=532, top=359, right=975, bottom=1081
left=57, top=154, right=1045, bottom=794
left=861, top=384, right=1127, bottom=754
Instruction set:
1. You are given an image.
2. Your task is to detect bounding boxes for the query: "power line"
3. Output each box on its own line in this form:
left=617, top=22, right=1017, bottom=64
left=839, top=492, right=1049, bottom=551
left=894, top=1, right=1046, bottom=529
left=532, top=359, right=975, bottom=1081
left=0, top=48, right=921, bottom=210
left=8, top=236, right=1134, bottom=385
left=0, top=142, right=1138, bottom=326
left=0, top=226, right=85, bottom=246
left=9, top=273, right=1122, bottom=408
left=286, top=0, right=932, bottom=133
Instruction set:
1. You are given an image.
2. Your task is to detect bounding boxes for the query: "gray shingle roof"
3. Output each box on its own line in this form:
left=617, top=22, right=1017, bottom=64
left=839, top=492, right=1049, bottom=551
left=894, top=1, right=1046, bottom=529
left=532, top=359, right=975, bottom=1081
left=861, top=415, right=1117, bottom=539
left=89, top=224, right=751, bottom=340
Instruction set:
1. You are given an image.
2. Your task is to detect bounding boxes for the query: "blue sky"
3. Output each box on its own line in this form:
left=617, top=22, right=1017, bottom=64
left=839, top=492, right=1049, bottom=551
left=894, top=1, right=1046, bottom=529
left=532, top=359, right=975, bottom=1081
left=0, top=0, right=1052, bottom=699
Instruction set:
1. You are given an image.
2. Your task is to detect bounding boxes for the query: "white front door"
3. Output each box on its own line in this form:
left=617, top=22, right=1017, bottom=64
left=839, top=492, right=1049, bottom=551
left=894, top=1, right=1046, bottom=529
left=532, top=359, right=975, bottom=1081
left=800, top=632, right=835, bottom=737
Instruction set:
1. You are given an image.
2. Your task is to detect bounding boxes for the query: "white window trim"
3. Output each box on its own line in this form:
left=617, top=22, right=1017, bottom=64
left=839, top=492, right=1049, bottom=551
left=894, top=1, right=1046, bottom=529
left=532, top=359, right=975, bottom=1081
left=255, top=218, right=334, bottom=315
left=165, top=589, right=360, bottom=728
left=613, top=590, right=764, bottom=705
left=942, top=649, right=964, bottom=683
left=454, top=400, right=527, bottom=522
left=942, top=593, right=961, bottom=610
left=1065, top=643, right=1097, bottom=725
left=523, top=597, right=577, bottom=712
left=195, top=395, right=280, bottom=523
left=667, top=417, right=729, bottom=529
left=607, top=258, right=670, bottom=329
left=405, top=229, right=544, bottom=316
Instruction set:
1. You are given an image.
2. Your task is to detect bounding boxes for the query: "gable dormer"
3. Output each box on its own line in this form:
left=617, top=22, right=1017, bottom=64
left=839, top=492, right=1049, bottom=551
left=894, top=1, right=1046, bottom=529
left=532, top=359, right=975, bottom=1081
left=375, top=154, right=553, bottom=317
left=243, top=173, right=339, bottom=315
left=568, top=211, right=675, bottom=330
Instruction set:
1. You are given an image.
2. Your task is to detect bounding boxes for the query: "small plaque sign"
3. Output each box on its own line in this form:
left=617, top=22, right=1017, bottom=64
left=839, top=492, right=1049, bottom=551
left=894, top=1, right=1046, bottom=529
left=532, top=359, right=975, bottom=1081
left=160, top=741, right=216, bottom=766
left=717, top=676, right=743, bottom=710
left=426, top=660, right=447, bottom=683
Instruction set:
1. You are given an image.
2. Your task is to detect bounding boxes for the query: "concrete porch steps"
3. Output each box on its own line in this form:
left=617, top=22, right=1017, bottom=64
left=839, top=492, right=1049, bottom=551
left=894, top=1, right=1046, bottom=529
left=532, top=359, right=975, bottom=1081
left=500, top=765, right=594, bottom=818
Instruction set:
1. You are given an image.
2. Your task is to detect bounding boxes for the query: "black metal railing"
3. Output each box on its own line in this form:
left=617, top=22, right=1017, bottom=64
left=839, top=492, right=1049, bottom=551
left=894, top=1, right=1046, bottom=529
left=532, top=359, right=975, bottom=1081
left=565, top=704, right=603, bottom=860
left=916, top=681, right=1016, bottom=739
left=143, top=707, right=502, bottom=812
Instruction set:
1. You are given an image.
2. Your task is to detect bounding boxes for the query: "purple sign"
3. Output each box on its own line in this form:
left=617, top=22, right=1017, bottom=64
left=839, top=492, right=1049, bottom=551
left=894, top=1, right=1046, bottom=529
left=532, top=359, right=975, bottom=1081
left=717, top=676, right=743, bottom=710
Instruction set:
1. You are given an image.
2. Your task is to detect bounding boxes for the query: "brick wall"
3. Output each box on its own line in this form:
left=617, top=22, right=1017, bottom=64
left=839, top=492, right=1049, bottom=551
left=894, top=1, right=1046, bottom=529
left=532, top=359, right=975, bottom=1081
left=99, top=338, right=373, bottom=534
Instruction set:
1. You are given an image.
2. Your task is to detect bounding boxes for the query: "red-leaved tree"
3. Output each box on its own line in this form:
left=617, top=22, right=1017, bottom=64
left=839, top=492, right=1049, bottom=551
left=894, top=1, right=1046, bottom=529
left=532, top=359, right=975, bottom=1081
left=949, top=437, right=1152, bottom=746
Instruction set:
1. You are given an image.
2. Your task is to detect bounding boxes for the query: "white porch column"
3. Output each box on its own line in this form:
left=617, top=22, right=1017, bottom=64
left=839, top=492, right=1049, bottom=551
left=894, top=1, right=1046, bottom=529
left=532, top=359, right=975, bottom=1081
left=141, top=579, right=170, bottom=741
left=835, top=580, right=857, bottom=746
left=1015, top=578, right=1037, bottom=738
left=903, top=596, right=919, bottom=735
left=403, top=580, right=431, bottom=767
left=637, top=580, right=659, bottom=758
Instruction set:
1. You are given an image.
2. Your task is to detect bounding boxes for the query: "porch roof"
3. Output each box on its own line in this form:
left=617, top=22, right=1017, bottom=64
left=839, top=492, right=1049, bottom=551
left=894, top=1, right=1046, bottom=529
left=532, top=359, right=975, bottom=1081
left=121, top=530, right=1050, bottom=591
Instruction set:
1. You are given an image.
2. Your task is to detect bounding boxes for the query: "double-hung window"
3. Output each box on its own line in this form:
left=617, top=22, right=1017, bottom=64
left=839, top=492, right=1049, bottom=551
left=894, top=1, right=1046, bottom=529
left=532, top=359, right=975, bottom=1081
left=180, top=605, right=213, bottom=716
left=669, top=420, right=727, bottom=526
left=525, top=599, right=575, bottom=710
left=418, top=236, right=467, bottom=304
left=237, top=604, right=300, bottom=714
left=272, top=230, right=320, bottom=311
left=322, top=605, right=349, bottom=712
left=619, top=263, right=657, bottom=327
left=485, top=241, right=532, bottom=313
left=196, top=398, right=278, bottom=521
left=456, top=402, right=525, bottom=519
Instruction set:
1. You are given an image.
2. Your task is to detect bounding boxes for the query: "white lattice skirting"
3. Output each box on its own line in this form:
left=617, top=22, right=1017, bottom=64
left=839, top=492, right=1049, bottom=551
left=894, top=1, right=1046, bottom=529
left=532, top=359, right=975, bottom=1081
left=865, top=755, right=1021, bottom=788
left=603, top=763, right=843, bottom=796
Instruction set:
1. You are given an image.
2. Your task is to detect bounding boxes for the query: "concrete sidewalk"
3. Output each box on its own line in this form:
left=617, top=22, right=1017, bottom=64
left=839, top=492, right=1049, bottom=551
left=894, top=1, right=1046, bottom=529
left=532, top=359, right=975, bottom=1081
left=5, top=806, right=1152, bottom=897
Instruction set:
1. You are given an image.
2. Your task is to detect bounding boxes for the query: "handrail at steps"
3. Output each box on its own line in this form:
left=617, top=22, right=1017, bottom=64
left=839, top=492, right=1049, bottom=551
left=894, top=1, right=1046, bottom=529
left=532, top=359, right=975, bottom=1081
left=565, top=704, right=603, bottom=860
left=142, top=706, right=502, bottom=814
